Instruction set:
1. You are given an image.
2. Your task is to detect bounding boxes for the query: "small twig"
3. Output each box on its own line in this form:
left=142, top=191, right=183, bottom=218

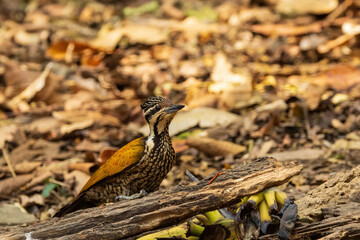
left=51, top=190, right=67, bottom=204
left=186, top=169, right=235, bottom=219
left=326, top=0, right=353, bottom=22
left=318, top=33, right=355, bottom=54
left=209, top=171, right=226, bottom=184
left=185, top=170, right=199, bottom=182
left=0, top=158, right=303, bottom=239
left=300, top=99, right=312, bottom=140
left=65, top=42, right=75, bottom=64
left=49, top=178, right=68, bottom=187
left=2, top=146, right=16, bottom=178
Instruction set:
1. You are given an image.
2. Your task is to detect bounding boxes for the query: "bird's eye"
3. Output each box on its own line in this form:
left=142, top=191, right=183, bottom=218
left=156, top=105, right=161, bottom=111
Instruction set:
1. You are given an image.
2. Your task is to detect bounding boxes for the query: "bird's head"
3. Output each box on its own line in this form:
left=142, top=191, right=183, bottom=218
left=141, top=96, right=184, bottom=136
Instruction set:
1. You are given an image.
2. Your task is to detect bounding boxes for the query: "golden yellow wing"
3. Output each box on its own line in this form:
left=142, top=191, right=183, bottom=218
left=80, top=137, right=146, bottom=193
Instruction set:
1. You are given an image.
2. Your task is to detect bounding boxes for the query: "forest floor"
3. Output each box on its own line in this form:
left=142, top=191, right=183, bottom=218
left=0, top=0, right=360, bottom=239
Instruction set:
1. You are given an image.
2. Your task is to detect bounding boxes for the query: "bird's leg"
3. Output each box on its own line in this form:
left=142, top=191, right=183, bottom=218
left=115, top=189, right=148, bottom=201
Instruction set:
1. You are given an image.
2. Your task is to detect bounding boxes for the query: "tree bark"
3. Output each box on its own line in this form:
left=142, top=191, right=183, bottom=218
left=294, top=213, right=360, bottom=240
left=260, top=165, right=360, bottom=240
left=259, top=209, right=360, bottom=240
left=0, top=157, right=302, bottom=240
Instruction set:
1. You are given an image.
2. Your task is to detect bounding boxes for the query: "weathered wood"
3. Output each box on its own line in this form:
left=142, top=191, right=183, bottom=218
left=260, top=210, right=360, bottom=240
left=294, top=213, right=360, bottom=240
left=260, top=165, right=360, bottom=240
left=0, top=157, right=302, bottom=240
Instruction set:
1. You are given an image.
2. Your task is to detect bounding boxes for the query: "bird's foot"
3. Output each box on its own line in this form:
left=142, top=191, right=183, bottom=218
left=115, top=189, right=148, bottom=201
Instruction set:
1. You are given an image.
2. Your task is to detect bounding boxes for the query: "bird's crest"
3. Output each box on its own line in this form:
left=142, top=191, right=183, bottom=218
left=141, top=96, right=171, bottom=121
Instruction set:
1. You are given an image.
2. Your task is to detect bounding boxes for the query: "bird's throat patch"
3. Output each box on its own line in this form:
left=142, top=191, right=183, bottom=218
left=146, top=136, right=155, bottom=150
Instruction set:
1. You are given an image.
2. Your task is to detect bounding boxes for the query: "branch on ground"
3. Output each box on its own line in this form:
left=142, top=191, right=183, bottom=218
left=0, top=157, right=302, bottom=240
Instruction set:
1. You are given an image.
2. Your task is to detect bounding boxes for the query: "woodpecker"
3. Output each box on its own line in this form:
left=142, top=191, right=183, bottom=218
left=54, top=96, right=184, bottom=217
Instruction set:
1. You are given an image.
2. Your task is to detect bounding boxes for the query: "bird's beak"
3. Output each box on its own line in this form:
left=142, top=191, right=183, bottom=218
left=165, top=104, right=185, bottom=114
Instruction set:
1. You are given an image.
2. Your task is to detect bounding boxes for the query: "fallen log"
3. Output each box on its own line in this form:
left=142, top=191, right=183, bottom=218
left=260, top=212, right=360, bottom=240
left=0, top=157, right=302, bottom=240
left=260, top=165, right=360, bottom=240
left=294, top=212, right=360, bottom=240
left=293, top=165, right=360, bottom=240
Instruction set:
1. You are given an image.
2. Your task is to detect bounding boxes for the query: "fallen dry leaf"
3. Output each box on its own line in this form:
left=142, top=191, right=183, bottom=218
left=46, top=41, right=88, bottom=60
left=98, top=147, right=118, bottom=164
left=186, top=136, right=246, bottom=157
left=27, top=117, right=60, bottom=134
left=251, top=23, right=322, bottom=36
left=41, top=160, right=68, bottom=176
left=210, top=52, right=252, bottom=108
left=60, top=119, right=94, bottom=135
left=276, top=0, right=338, bottom=15
left=14, top=30, right=41, bottom=46
left=0, top=124, right=17, bottom=148
left=42, top=3, right=75, bottom=18
left=89, top=27, right=123, bottom=52
left=211, top=52, right=252, bottom=87
left=7, top=144, right=44, bottom=165
left=314, top=65, right=360, bottom=90
left=68, top=162, right=95, bottom=175
left=22, top=171, right=52, bottom=191
left=283, top=65, right=360, bottom=109
left=269, top=148, right=324, bottom=161
left=25, top=11, right=49, bottom=29
left=7, top=63, right=53, bottom=112
left=161, top=1, right=184, bottom=20
left=231, top=7, right=277, bottom=25
left=64, top=170, right=90, bottom=194
left=216, top=1, right=238, bottom=22
left=349, top=83, right=360, bottom=98
left=4, top=65, right=40, bottom=98
left=63, top=91, right=96, bottom=111
left=255, top=99, right=288, bottom=114
left=0, top=174, right=34, bottom=196
left=251, top=116, right=279, bottom=138
left=75, top=139, right=108, bottom=152
left=256, top=140, right=276, bottom=157
left=179, top=60, right=207, bottom=78
left=289, top=65, right=360, bottom=91
left=52, top=110, right=120, bottom=126
left=46, top=41, right=104, bottom=66
left=6, top=140, right=64, bottom=165
left=151, top=44, right=176, bottom=60
left=176, top=17, right=222, bottom=35
left=72, top=76, right=110, bottom=100
left=172, top=139, right=189, bottom=154
left=14, top=161, right=42, bottom=174
left=123, top=22, right=168, bottom=45
left=186, top=94, right=217, bottom=109
left=332, top=139, right=360, bottom=150
left=19, top=194, right=44, bottom=207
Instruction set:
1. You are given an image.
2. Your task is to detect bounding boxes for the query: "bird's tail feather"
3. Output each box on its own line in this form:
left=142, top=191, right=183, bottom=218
left=53, top=193, right=95, bottom=218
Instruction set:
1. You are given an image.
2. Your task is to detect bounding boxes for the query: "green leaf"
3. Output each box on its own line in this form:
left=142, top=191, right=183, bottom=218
left=123, top=1, right=159, bottom=17
left=184, top=6, right=217, bottom=22
left=41, top=182, right=58, bottom=198
left=175, top=129, right=203, bottom=139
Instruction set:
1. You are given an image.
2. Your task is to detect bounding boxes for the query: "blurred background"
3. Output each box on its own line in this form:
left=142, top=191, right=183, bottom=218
left=0, top=0, right=360, bottom=225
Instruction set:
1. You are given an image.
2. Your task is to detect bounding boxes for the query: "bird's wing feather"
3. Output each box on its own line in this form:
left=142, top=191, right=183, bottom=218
left=80, top=137, right=146, bottom=193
